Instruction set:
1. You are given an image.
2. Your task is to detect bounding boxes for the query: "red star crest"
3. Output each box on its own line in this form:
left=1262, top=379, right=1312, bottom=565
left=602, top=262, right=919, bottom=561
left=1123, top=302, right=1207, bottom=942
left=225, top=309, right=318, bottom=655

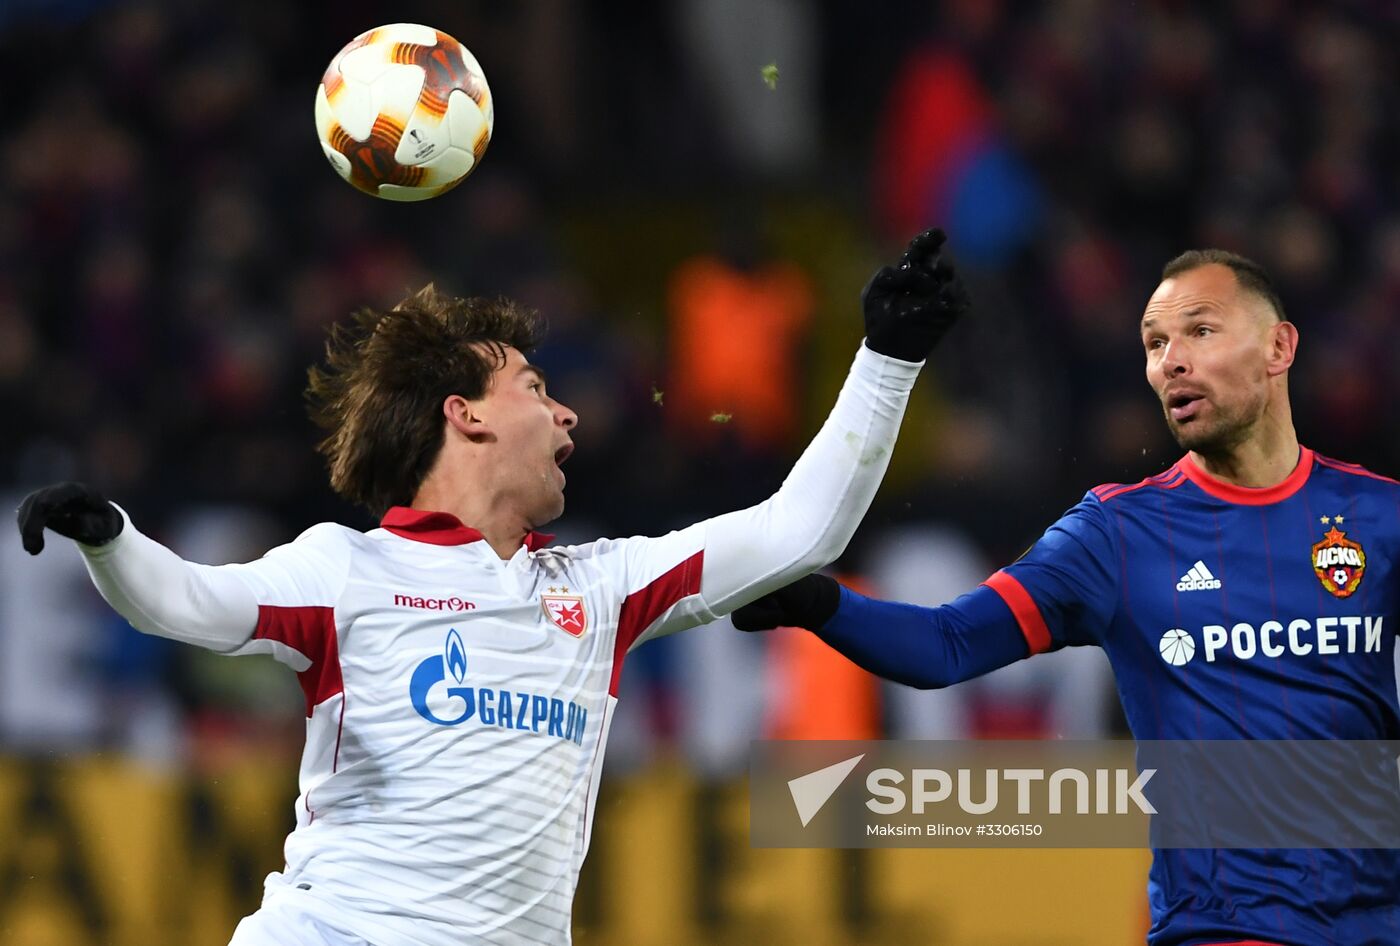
left=1311, top=524, right=1366, bottom=599
left=542, top=594, right=588, bottom=638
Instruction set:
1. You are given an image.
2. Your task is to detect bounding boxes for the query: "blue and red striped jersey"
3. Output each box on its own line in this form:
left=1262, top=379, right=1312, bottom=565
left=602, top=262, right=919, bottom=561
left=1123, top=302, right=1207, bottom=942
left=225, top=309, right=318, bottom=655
left=817, top=446, right=1400, bottom=944
left=999, top=446, right=1400, bottom=945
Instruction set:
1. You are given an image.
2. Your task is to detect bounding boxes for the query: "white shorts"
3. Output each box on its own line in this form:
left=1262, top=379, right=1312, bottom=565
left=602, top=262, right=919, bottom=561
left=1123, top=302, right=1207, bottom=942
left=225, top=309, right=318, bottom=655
left=228, top=891, right=377, bottom=946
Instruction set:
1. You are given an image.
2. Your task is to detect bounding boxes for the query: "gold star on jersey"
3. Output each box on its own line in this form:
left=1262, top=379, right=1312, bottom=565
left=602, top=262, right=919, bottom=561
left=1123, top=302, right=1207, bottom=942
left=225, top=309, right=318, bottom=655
left=1311, top=519, right=1367, bottom=598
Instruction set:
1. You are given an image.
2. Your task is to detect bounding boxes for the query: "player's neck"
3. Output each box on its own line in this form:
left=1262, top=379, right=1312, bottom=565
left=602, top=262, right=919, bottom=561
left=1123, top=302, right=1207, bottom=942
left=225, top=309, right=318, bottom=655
left=410, top=482, right=529, bottom=559
left=477, top=526, right=530, bottom=560
left=1189, top=421, right=1300, bottom=489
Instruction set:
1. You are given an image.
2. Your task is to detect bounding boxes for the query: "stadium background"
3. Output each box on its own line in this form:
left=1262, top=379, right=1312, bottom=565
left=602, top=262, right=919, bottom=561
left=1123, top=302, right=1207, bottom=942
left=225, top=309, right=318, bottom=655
left=0, top=0, right=1396, bottom=943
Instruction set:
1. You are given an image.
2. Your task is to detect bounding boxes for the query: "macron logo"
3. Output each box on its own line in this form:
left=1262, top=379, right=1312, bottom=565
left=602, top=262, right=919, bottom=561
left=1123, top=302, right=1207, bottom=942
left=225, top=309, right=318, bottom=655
left=1176, top=561, right=1222, bottom=592
left=394, top=594, right=477, bottom=612
left=788, top=754, right=864, bottom=827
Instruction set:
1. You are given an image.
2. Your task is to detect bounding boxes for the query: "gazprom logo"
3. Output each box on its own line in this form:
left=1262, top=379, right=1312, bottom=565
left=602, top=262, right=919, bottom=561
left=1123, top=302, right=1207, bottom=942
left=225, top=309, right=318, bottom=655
left=408, top=630, right=587, bottom=744
left=446, top=629, right=467, bottom=683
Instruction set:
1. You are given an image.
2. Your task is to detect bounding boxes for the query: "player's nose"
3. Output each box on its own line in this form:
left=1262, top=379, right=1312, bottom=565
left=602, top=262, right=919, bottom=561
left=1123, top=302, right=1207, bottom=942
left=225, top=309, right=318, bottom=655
left=553, top=400, right=578, bottom=429
left=1161, top=339, right=1190, bottom=377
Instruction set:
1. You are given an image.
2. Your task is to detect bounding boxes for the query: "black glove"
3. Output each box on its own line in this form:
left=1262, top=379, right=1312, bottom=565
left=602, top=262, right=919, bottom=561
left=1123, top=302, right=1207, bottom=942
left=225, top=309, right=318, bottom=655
left=861, top=227, right=970, bottom=363
left=16, top=482, right=124, bottom=555
left=732, top=573, right=842, bottom=633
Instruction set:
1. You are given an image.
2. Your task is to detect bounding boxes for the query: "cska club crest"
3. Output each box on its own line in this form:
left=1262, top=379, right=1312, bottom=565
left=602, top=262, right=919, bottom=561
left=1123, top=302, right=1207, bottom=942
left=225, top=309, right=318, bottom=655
left=1311, top=521, right=1366, bottom=598
left=541, top=590, right=588, bottom=638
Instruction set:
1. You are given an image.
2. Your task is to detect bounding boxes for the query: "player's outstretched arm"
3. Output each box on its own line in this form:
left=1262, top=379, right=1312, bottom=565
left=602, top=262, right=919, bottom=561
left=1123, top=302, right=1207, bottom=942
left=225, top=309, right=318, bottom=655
left=616, top=229, right=969, bottom=647
left=732, top=573, right=1028, bottom=689
left=731, top=498, right=1121, bottom=685
left=17, top=482, right=260, bottom=650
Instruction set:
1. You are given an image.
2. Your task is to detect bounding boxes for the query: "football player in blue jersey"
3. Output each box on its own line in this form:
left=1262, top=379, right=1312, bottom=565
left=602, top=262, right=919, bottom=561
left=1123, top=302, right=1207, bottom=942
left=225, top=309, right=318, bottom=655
left=734, top=249, right=1400, bottom=946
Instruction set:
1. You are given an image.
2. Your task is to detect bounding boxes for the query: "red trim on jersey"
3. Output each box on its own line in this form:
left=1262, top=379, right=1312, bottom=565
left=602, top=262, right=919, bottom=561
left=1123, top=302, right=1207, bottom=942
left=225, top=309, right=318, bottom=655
left=333, top=696, right=347, bottom=772
left=578, top=698, right=611, bottom=852
left=610, top=551, right=705, bottom=696
left=381, top=506, right=554, bottom=550
left=254, top=605, right=342, bottom=717
left=305, top=692, right=349, bottom=825
left=1315, top=453, right=1400, bottom=486
left=1199, top=941, right=1287, bottom=945
left=1093, top=468, right=1186, bottom=503
left=1176, top=447, right=1314, bottom=505
left=982, top=570, right=1052, bottom=655
left=524, top=531, right=557, bottom=550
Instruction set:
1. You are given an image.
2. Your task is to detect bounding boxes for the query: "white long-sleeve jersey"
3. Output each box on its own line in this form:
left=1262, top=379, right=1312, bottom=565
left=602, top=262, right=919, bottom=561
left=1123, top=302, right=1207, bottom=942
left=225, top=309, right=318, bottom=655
left=78, top=344, right=919, bottom=945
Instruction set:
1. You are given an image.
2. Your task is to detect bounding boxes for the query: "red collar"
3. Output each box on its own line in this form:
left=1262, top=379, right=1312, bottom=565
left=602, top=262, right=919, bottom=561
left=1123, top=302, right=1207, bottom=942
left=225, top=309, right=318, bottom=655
left=1176, top=446, right=1314, bottom=505
left=380, top=507, right=556, bottom=551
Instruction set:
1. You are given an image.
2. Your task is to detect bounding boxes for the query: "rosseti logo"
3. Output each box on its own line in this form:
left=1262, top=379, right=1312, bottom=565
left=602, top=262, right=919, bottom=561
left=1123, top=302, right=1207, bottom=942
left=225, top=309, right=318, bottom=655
left=1159, top=628, right=1196, bottom=666
left=1158, top=616, right=1385, bottom=666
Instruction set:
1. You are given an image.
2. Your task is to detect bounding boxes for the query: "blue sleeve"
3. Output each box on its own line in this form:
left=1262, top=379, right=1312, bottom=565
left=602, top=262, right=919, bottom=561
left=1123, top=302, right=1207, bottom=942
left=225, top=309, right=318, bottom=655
left=810, top=494, right=1119, bottom=689
left=814, top=583, right=1029, bottom=689
left=996, top=493, right=1119, bottom=649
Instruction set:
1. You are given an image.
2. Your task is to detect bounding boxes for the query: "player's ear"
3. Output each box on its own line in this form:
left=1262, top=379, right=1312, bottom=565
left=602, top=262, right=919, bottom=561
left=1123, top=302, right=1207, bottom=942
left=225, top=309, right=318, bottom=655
left=1266, top=320, right=1298, bottom=377
left=444, top=394, right=492, bottom=442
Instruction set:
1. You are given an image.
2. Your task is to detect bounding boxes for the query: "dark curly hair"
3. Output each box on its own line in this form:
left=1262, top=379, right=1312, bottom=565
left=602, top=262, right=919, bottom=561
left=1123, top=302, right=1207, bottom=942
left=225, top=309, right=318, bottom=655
left=305, top=284, right=544, bottom=516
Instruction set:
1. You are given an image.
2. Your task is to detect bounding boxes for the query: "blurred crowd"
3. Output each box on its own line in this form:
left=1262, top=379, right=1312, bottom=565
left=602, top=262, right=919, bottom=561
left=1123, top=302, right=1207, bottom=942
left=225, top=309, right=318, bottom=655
left=1, top=0, right=1398, bottom=768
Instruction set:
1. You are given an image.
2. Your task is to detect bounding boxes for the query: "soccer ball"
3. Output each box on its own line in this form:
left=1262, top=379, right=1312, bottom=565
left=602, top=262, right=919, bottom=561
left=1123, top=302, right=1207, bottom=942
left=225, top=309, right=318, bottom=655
left=315, top=23, right=493, bottom=201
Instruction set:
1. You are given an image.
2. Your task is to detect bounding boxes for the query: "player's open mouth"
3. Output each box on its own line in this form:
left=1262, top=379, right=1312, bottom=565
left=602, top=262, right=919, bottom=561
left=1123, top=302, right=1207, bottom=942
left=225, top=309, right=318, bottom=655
left=1167, top=393, right=1204, bottom=422
left=550, top=444, right=572, bottom=487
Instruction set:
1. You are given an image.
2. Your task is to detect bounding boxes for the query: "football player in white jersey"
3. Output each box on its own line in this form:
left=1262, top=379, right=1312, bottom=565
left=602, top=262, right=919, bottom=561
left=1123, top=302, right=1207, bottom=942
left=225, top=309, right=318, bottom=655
left=17, top=228, right=968, bottom=946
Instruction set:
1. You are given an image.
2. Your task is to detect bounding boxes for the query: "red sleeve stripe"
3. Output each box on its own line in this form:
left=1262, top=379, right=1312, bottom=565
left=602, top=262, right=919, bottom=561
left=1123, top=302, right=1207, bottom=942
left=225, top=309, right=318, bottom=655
left=610, top=551, right=705, bottom=696
left=1094, top=469, right=1185, bottom=504
left=1315, top=454, right=1400, bottom=486
left=982, top=570, right=1052, bottom=655
left=254, top=605, right=343, bottom=718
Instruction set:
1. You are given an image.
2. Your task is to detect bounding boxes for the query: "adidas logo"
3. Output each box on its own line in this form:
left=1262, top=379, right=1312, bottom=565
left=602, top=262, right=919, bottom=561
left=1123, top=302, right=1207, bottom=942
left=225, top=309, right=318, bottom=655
left=1176, top=560, right=1222, bottom=592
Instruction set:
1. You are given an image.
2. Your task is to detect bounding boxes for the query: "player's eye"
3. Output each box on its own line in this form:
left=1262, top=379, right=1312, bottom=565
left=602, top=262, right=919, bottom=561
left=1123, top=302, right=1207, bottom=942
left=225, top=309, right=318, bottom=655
left=1145, top=338, right=1165, bottom=350
left=1195, top=326, right=1213, bottom=337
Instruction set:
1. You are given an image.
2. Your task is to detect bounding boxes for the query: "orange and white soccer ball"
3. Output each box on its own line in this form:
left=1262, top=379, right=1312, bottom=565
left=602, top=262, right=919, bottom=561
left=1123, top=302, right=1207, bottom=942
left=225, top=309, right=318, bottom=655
left=315, top=24, right=493, bottom=201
